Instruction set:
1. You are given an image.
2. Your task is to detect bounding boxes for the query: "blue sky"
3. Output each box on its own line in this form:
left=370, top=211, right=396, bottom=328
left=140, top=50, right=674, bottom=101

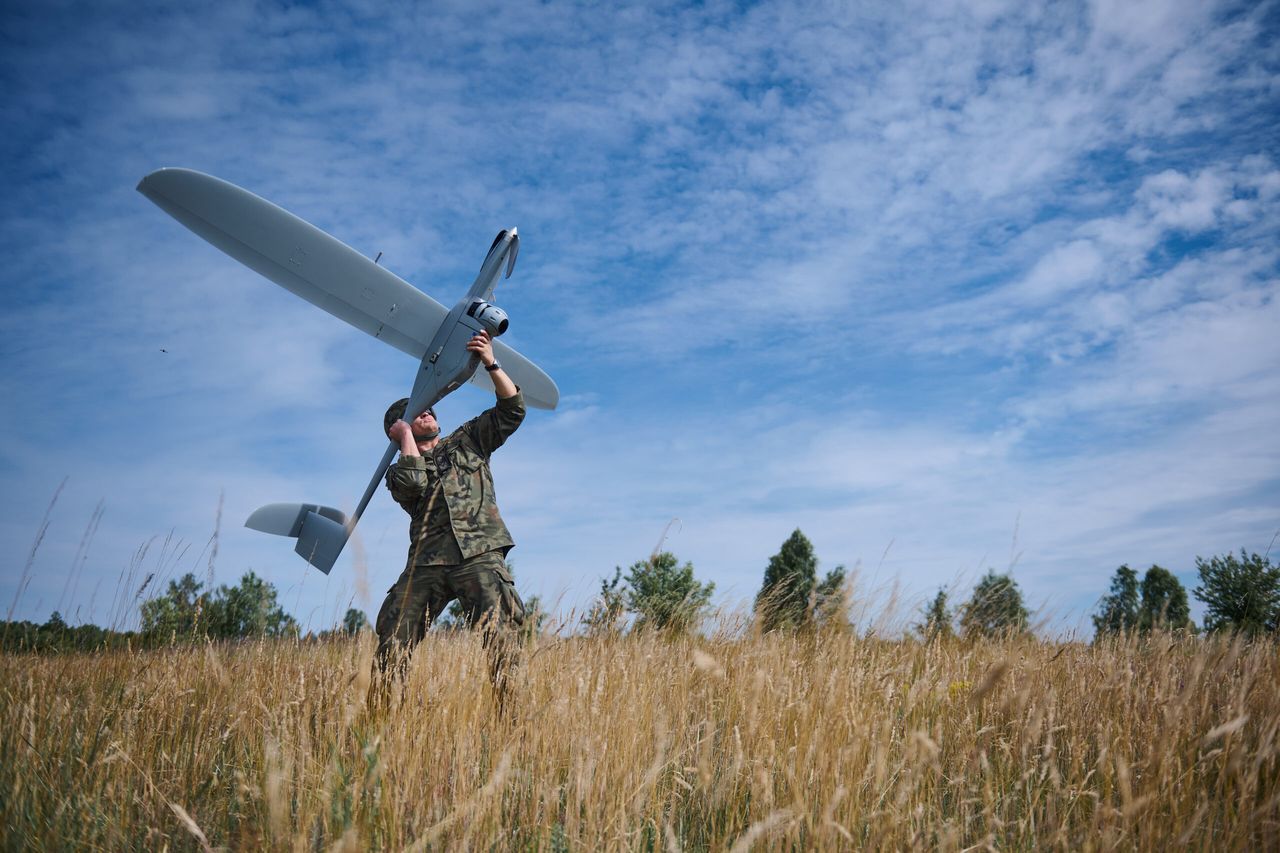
left=2, top=0, right=1277, bottom=635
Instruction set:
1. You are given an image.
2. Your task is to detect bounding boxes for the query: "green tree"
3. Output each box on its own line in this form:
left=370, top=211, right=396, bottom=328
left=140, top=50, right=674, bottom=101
left=623, top=552, right=715, bottom=633
left=1194, top=550, right=1280, bottom=637
left=38, top=612, right=70, bottom=651
left=755, top=529, right=818, bottom=632
left=812, top=565, right=848, bottom=629
left=206, top=572, right=298, bottom=639
left=1093, top=564, right=1140, bottom=637
left=521, top=593, right=549, bottom=640
left=342, top=608, right=370, bottom=635
left=43, top=611, right=68, bottom=633
left=1137, top=565, right=1193, bottom=633
left=2, top=617, right=135, bottom=654
left=915, top=588, right=954, bottom=642
left=140, top=573, right=207, bottom=643
left=141, top=571, right=297, bottom=643
left=959, top=571, right=1029, bottom=638
left=582, top=568, right=626, bottom=635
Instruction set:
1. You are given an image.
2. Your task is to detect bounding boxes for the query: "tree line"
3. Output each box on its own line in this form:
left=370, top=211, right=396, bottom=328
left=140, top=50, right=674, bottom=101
left=0, top=560, right=533, bottom=653
left=583, top=530, right=1280, bottom=641
left=1, top=571, right=320, bottom=653
left=4, top=535, right=1277, bottom=653
left=1090, top=551, right=1280, bottom=638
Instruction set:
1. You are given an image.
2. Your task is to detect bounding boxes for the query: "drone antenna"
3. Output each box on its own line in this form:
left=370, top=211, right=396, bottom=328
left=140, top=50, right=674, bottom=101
left=374, top=251, right=383, bottom=265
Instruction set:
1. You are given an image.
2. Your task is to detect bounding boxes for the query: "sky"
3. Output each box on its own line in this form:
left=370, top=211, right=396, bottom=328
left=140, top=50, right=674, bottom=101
left=2, top=0, right=1277, bottom=637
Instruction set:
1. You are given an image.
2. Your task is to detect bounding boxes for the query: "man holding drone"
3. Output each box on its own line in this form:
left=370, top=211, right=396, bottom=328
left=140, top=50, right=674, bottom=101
left=374, top=329, right=527, bottom=705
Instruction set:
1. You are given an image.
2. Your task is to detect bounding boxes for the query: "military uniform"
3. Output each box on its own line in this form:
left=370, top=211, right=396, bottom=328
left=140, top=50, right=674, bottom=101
left=375, top=391, right=527, bottom=672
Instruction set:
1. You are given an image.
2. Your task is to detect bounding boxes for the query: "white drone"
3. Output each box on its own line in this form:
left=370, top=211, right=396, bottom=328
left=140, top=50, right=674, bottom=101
left=139, top=168, right=559, bottom=574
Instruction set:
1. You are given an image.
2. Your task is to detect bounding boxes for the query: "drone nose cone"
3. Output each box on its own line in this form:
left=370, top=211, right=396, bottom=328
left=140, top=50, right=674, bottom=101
left=509, top=227, right=517, bottom=237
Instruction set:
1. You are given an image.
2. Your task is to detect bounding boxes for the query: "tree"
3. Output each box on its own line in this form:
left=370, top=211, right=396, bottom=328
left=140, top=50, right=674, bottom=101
left=141, top=571, right=297, bottom=643
left=623, top=552, right=715, bottom=633
left=812, top=565, right=849, bottom=629
left=959, top=571, right=1028, bottom=638
left=521, top=594, right=549, bottom=640
left=755, top=529, right=818, bottom=632
left=915, top=588, right=954, bottom=642
left=582, top=568, right=626, bottom=635
left=1194, top=550, right=1280, bottom=637
left=342, top=608, right=370, bottom=635
left=37, top=612, right=70, bottom=652
left=2, top=616, right=135, bottom=654
left=1137, top=565, right=1193, bottom=633
left=140, top=573, right=207, bottom=642
left=1093, top=564, right=1139, bottom=637
left=207, top=571, right=298, bottom=639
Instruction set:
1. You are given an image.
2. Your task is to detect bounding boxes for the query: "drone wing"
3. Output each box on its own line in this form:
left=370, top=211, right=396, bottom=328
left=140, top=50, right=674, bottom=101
left=138, top=168, right=558, bottom=409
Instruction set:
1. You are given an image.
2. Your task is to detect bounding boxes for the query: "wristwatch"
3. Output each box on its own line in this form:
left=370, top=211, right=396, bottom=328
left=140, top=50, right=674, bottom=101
left=485, top=360, right=502, bottom=372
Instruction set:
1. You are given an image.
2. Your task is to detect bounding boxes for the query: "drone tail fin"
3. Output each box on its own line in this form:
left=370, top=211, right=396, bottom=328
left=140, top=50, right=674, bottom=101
left=246, top=502, right=350, bottom=575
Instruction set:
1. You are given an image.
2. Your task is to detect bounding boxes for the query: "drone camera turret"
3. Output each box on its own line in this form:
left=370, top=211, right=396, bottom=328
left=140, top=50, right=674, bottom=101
left=467, top=300, right=509, bottom=337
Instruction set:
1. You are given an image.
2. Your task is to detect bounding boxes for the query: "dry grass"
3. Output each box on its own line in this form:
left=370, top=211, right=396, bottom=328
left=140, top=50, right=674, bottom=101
left=2, top=629, right=1277, bottom=850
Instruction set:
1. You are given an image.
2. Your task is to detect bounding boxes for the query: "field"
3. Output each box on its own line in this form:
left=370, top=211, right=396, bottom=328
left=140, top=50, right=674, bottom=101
left=2, top=629, right=1277, bottom=851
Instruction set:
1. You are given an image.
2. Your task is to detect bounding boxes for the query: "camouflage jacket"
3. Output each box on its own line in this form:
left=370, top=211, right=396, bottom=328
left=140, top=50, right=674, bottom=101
left=385, top=392, right=525, bottom=566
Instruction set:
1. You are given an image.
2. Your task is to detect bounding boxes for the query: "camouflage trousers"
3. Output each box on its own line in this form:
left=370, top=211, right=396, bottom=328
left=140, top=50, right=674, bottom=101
left=374, top=550, right=526, bottom=704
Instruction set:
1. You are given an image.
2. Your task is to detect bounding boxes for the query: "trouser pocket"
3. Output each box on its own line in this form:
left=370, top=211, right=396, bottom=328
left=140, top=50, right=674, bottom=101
left=456, top=554, right=526, bottom=629
left=492, top=565, right=527, bottom=626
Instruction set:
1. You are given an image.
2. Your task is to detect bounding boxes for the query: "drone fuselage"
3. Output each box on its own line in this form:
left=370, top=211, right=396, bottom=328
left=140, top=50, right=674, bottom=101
left=402, top=230, right=517, bottom=428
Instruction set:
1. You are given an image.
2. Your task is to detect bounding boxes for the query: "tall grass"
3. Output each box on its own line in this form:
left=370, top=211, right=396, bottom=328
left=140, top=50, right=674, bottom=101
left=2, top=629, right=1277, bottom=850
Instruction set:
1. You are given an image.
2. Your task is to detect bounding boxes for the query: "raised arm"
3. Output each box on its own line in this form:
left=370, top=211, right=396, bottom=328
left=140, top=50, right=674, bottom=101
left=467, top=331, right=517, bottom=399
left=388, top=420, right=421, bottom=458
left=384, top=419, right=431, bottom=510
left=462, top=331, right=526, bottom=455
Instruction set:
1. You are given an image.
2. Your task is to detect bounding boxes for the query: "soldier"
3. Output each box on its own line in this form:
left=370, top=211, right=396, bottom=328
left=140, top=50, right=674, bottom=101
left=374, top=329, right=527, bottom=707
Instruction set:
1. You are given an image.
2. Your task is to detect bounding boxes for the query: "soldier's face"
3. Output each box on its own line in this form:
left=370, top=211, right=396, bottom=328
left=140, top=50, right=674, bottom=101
left=412, top=408, right=437, bottom=435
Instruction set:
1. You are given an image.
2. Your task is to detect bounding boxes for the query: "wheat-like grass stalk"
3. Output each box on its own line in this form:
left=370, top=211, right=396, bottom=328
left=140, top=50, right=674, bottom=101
left=1, top=629, right=1277, bottom=850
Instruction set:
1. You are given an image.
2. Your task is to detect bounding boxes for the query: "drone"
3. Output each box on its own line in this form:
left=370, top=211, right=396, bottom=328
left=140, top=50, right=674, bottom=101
left=138, top=168, right=558, bottom=574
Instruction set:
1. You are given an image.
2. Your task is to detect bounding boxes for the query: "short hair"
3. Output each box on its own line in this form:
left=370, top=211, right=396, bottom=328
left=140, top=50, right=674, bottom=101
left=384, top=398, right=436, bottom=435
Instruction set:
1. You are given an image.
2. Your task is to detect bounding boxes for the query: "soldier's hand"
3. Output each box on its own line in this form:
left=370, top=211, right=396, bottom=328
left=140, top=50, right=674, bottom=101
left=388, top=420, right=412, bottom=444
left=467, top=330, right=495, bottom=367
